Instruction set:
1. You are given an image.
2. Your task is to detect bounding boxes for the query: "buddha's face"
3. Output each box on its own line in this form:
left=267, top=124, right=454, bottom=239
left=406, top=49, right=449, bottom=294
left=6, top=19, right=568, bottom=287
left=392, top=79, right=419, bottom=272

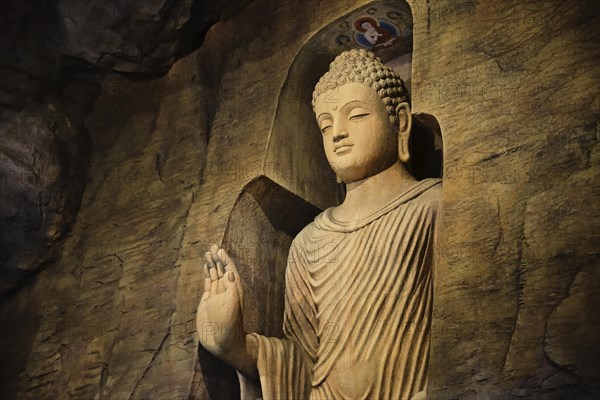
left=314, top=82, right=399, bottom=184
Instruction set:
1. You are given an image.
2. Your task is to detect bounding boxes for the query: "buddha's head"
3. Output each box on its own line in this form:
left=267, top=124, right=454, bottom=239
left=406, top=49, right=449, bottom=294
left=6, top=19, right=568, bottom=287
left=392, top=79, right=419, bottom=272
left=312, top=49, right=412, bottom=184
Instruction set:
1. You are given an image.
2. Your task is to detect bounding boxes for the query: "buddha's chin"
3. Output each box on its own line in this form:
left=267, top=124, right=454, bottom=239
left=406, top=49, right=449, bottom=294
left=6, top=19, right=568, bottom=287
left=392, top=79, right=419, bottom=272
left=330, top=154, right=383, bottom=180
left=335, top=167, right=371, bottom=184
left=336, top=161, right=394, bottom=184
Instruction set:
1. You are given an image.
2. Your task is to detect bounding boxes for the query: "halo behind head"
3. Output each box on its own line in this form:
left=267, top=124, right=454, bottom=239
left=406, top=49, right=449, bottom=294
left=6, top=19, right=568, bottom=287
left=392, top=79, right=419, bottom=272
left=354, top=16, right=379, bottom=32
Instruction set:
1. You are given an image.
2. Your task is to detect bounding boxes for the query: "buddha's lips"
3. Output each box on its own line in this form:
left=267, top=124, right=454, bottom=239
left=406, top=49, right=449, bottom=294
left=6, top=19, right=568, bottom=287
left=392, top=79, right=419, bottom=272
left=334, top=143, right=353, bottom=153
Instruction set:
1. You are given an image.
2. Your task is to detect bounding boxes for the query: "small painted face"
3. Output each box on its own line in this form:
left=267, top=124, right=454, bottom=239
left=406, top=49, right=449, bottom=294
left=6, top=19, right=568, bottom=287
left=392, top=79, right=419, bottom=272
left=361, top=22, right=374, bottom=30
left=314, top=82, right=398, bottom=184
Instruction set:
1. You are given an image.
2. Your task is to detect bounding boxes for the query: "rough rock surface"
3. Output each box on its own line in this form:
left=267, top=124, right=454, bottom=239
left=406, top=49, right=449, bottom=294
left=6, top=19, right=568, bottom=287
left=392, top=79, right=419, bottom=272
left=0, top=0, right=229, bottom=109
left=0, top=99, right=90, bottom=292
left=1, top=52, right=209, bottom=398
left=418, top=1, right=600, bottom=398
left=0, top=0, right=249, bottom=291
left=0, top=0, right=598, bottom=399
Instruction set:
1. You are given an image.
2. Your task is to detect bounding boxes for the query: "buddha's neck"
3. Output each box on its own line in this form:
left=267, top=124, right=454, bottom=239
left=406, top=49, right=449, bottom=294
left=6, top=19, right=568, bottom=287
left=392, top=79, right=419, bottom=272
left=334, top=161, right=417, bottom=221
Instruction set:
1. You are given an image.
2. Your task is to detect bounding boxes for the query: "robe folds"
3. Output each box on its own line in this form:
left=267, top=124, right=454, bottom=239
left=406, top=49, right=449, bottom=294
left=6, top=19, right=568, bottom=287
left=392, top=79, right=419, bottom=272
left=251, top=178, right=441, bottom=400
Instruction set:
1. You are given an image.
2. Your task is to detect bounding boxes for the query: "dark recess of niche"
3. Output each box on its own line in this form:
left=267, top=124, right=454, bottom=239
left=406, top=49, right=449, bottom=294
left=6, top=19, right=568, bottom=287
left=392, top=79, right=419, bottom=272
left=197, top=346, right=240, bottom=400
left=245, top=176, right=322, bottom=237
left=198, top=177, right=321, bottom=399
left=411, top=113, right=443, bottom=180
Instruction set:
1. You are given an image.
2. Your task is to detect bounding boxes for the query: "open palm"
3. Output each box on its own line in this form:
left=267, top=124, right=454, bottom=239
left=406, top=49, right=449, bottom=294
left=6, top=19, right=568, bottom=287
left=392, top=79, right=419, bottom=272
left=196, top=244, right=245, bottom=358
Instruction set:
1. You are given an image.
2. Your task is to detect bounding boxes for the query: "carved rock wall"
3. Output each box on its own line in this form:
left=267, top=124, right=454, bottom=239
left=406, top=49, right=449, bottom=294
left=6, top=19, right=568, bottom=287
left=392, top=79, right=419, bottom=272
left=0, top=0, right=226, bottom=108
left=0, top=0, right=253, bottom=292
left=414, top=1, right=600, bottom=399
left=0, top=0, right=598, bottom=399
left=0, top=50, right=209, bottom=398
left=0, top=76, right=96, bottom=292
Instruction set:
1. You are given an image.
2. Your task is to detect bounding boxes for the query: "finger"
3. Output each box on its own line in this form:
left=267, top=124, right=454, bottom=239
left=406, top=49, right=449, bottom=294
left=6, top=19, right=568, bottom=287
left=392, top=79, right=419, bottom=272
left=201, top=282, right=211, bottom=301
left=216, top=261, right=225, bottom=293
left=216, top=261, right=225, bottom=278
left=202, top=263, right=212, bottom=301
left=215, top=248, right=243, bottom=307
left=207, top=255, right=218, bottom=293
left=223, top=271, right=236, bottom=291
left=209, top=264, right=218, bottom=282
left=217, top=275, right=225, bottom=294
left=204, top=251, right=219, bottom=281
left=210, top=244, right=220, bottom=265
left=217, top=248, right=233, bottom=269
left=210, top=273, right=218, bottom=294
left=205, top=251, right=216, bottom=273
left=203, top=273, right=211, bottom=292
left=219, top=249, right=239, bottom=278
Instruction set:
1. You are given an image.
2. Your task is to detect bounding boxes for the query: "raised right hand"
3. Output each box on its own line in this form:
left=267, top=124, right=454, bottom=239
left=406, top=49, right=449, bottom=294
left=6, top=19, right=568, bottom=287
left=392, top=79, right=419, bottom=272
left=196, top=244, right=245, bottom=360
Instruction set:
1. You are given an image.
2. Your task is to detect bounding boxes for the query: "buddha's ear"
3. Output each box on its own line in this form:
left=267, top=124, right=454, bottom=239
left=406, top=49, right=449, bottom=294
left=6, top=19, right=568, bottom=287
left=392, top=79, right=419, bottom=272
left=396, top=102, right=412, bottom=163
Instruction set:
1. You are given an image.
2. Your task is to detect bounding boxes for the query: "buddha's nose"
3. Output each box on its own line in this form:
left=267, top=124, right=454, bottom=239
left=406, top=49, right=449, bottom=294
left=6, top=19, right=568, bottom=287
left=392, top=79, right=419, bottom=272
left=333, top=130, right=348, bottom=143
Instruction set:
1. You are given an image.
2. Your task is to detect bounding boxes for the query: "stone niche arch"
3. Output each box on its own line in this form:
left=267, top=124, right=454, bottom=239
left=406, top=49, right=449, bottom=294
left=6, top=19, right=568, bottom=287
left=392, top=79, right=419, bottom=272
left=199, top=177, right=321, bottom=399
left=226, top=0, right=446, bottom=339
left=263, top=0, right=442, bottom=209
left=199, top=1, right=443, bottom=397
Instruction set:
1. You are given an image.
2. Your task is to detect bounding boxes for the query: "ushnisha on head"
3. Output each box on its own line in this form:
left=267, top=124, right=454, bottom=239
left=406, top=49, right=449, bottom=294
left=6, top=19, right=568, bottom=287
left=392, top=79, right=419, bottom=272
left=312, top=49, right=410, bottom=127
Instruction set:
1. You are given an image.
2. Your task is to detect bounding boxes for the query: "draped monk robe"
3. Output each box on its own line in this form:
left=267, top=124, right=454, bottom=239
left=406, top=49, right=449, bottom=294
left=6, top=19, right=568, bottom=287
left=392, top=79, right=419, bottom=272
left=245, top=179, right=441, bottom=400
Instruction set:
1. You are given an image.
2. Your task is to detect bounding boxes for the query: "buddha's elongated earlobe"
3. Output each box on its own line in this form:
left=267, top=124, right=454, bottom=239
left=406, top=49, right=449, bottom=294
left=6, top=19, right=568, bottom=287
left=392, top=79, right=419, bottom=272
left=396, top=102, right=412, bottom=163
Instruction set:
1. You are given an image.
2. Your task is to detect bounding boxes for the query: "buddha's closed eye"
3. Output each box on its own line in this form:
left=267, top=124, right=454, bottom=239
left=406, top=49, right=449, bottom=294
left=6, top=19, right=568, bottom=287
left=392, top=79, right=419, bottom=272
left=349, top=113, right=370, bottom=121
left=321, top=124, right=332, bottom=134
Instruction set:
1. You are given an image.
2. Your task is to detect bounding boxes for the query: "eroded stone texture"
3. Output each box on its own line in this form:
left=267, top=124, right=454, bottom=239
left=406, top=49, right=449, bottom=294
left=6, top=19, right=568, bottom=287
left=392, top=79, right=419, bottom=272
left=0, top=0, right=229, bottom=109
left=0, top=0, right=598, bottom=399
left=0, top=0, right=242, bottom=291
left=0, top=1, right=61, bottom=110
left=0, top=102, right=89, bottom=292
left=56, top=0, right=194, bottom=73
left=0, top=50, right=208, bottom=398
left=420, top=0, right=600, bottom=398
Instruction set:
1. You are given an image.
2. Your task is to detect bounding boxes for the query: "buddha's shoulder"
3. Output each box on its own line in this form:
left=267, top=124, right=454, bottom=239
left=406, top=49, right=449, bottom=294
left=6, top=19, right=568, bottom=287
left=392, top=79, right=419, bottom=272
left=412, top=178, right=442, bottom=209
left=290, top=208, right=340, bottom=249
left=292, top=217, right=323, bottom=243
